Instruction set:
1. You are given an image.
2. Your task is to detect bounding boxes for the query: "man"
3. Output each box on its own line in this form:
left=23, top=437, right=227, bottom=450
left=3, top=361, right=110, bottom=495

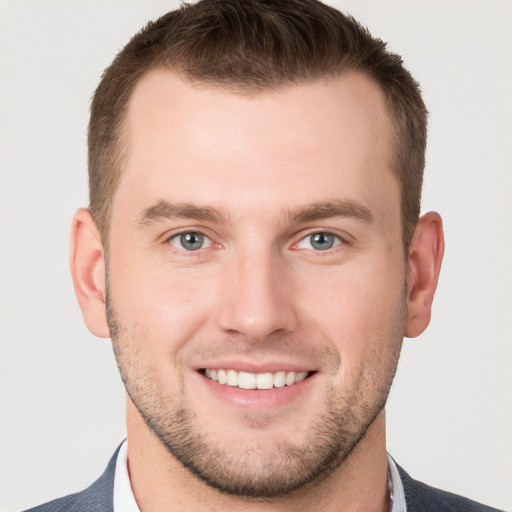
left=23, top=1, right=503, bottom=511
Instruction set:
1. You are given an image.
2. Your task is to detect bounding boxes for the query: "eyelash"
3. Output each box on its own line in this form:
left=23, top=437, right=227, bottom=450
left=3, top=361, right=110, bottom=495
left=166, top=230, right=215, bottom=253
left=293, top=231, right=345, bottom=252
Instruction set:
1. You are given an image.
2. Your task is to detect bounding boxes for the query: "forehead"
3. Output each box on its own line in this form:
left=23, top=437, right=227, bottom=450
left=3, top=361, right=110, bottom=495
left=115, top=70, right=397, bottom=224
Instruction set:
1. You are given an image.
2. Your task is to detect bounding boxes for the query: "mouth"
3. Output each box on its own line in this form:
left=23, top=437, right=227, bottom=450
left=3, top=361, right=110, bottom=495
left=200, top=368, right=313, bottom=390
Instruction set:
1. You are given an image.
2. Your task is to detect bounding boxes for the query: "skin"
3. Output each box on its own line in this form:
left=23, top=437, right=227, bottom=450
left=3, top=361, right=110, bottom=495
left=71, top=70, right=444, bottom=511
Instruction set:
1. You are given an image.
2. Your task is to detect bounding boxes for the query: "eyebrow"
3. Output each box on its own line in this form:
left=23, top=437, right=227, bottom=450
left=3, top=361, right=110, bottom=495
left=137, top=200, right=228, bottom=227
left=287, top=200, right=373, bottom=224
left=137, top=198, right=373, bottom=228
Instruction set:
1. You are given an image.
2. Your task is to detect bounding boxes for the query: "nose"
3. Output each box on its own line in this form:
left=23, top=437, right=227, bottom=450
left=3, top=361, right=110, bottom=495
left=216, top=247, right=299, bottom=343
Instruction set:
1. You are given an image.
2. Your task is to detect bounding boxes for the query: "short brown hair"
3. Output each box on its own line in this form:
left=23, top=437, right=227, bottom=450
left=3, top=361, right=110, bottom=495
left=89, top=0, right=427, bottom=251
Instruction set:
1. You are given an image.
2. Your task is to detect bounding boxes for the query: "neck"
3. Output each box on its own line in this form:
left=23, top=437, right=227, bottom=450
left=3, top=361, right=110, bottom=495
left=126, top=398, right=390, bottom=512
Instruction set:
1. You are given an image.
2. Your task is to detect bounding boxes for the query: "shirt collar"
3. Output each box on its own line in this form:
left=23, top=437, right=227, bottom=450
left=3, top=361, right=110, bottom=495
left=113, top=439, right=140, bottom=512
left=388, top=453, right=408, bottom=512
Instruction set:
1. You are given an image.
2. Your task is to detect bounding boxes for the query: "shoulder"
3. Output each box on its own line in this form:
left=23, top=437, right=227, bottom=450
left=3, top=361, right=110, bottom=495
left=23, top=493, right=86, bottom=512
left=396, top=463, right=505, bottom=512
left=22, top=444, right=121, bottom=512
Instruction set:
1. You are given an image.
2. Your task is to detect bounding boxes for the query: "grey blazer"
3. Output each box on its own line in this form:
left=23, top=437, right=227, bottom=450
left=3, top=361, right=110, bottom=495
left=24, top=446, right=504, bottom=512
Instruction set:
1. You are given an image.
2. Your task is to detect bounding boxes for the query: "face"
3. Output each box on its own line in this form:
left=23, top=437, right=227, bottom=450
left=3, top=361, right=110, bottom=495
left=106, top=71, right=406, bottom=497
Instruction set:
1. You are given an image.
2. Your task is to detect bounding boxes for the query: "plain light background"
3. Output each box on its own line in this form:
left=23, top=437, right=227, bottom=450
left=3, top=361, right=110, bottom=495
left=0, top=1, right=510, bottom=511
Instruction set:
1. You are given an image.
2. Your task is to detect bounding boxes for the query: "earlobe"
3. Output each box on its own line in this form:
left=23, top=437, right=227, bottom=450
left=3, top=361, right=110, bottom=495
left=405, top=212, right=445, bottom=338
left=70, top=208, right=110, bottom=338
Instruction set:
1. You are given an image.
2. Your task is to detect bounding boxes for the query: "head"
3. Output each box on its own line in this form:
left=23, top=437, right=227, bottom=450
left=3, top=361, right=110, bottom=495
left=88, top=0, right=427, bottom=254
left=72, top=0, right=444, bottom=502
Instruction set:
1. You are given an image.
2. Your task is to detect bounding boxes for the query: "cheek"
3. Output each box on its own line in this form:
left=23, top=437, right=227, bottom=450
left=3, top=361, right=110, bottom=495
left=107, top=255, right=220, bottom=351
left=298, top=262, right=406, bottom=357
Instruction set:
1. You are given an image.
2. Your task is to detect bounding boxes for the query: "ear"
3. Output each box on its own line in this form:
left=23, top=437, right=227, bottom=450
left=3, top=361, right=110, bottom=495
left=70, top=208, right=110, bottom=338
left=405, top=211, right=445, bottom=338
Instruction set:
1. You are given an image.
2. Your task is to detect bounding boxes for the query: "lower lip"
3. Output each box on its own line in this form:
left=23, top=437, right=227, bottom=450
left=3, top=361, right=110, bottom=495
left=198, top=372, right=316, bottom=409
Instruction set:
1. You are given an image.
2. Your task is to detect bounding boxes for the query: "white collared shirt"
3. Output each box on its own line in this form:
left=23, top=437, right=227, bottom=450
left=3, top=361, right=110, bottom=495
left=113, top=440, right=140, bottom=512
left=113, top=440, right=407, bottom=511
left=388, top=453, right=407, bottom=512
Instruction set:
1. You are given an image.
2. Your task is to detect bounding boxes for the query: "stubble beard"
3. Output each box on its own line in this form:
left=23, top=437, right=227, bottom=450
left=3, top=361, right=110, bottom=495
left=106, top=290, right=405, bottom=500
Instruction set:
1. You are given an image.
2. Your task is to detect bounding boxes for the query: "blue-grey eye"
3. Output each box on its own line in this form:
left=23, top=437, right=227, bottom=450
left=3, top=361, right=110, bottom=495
left=296, top=232, right=342, bottom=251
left=310, top=232, right=335, bottom=250
left=169, top=232, right=211, bottom=251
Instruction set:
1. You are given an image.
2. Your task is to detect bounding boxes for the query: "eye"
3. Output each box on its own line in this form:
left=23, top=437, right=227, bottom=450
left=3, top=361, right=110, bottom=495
left=168, top=231, right=212, bottom=251
left=296, top=232, right=342, bottom=251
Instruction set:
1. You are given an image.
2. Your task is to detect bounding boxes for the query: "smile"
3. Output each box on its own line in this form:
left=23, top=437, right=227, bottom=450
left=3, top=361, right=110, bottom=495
left=203, top=369, right=310, bottom=389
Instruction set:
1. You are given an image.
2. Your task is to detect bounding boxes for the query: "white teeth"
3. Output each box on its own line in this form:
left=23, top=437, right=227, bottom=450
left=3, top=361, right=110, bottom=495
left=238, top=372, right=256, bottom=389
left=204, top=368, right=310, bottom=389
left=256, top=372, right=273, bottom=390
left=285, top=371, right=296, bottom=386
left=273, top=371, right=286, bottom=388
left=226, top=369, right=238, bottom=387
left=296, top=371, right=308, bottom=383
